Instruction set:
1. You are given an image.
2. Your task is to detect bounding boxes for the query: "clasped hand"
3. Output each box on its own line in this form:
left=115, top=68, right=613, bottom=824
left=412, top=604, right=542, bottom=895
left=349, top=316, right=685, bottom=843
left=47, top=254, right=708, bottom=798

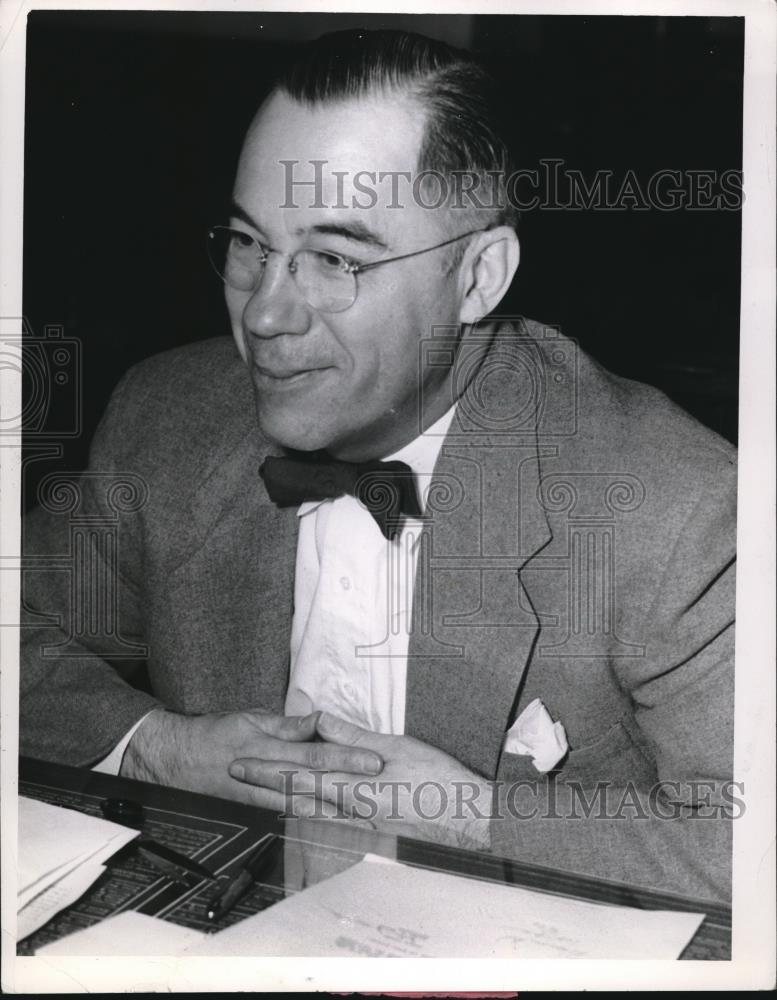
left=122, top=707, right=492, bottom=850
left=120, top=707, right=382, bottom=808
left=229, top=711, right=494, bottom=850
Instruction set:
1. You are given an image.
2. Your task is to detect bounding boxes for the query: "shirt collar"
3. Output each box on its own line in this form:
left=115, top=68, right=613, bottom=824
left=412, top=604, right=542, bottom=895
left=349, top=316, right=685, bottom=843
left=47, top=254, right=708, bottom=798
left=297, top=402, right=457, bottom=518
left=384, top=403, right=457, bottom=480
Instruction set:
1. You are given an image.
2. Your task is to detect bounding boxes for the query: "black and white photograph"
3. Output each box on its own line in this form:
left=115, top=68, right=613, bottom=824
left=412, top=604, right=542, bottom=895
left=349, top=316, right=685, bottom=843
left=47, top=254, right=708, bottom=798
left=1, top=0, right=774, bottom=992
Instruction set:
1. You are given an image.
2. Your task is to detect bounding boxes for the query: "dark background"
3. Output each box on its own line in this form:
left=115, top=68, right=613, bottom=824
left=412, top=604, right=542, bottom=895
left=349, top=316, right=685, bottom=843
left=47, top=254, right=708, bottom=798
left=22, top=11, right=743, bottom=508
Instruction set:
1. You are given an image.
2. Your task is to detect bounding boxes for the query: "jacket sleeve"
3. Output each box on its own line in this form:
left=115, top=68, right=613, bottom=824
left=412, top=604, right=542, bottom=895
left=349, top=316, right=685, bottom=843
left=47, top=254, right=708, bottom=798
left=489, top=465, right=737, bottom=903
left=19, top=367, right=161, bottom=766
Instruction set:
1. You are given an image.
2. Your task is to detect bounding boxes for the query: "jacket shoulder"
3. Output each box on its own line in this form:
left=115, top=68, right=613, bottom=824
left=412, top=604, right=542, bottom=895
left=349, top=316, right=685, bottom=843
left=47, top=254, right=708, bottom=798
left=512, top=317, right=737, bottom=568
left=119, top=337, right=250, bottom=421
left=510, top=312, right=738, bottom=488
left=90, top=337, right=256, bottom=475
left=581, top=352, right=737, bottom=487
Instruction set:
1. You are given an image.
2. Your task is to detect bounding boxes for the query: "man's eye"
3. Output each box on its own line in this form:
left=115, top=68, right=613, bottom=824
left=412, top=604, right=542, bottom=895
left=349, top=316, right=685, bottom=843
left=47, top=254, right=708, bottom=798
left=230, top=231, right=256, bottom=249
left=314, top=250, right=350, bottom=271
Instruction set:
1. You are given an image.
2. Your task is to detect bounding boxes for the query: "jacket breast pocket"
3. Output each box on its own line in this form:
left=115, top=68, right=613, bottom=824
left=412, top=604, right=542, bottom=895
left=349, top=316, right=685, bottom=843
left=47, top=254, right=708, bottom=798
left=496, top=720, right=657, bottom=788
left=555, top=720, right=656, bottom=787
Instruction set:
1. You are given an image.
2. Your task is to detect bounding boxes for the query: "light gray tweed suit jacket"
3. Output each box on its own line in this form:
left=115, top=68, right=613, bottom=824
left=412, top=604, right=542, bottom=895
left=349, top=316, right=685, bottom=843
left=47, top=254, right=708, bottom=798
left=20, top=319, right=736, bottom=902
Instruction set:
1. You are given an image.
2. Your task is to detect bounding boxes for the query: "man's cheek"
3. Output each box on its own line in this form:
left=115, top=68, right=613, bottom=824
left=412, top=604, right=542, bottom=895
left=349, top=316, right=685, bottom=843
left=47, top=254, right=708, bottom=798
left=226, top=301, right=250, bottom=363
left=231, top=327, right=250, bottom=364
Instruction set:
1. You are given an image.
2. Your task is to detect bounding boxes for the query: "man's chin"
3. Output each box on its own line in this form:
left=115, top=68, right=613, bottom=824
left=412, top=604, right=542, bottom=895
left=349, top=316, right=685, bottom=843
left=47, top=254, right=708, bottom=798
left=255, top=409, right=334, bottom=455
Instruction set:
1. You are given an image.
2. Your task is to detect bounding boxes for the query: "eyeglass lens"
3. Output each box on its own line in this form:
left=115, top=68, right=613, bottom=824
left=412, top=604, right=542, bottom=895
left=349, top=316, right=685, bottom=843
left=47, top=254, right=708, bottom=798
left=207, top=228, right=357, bottom=313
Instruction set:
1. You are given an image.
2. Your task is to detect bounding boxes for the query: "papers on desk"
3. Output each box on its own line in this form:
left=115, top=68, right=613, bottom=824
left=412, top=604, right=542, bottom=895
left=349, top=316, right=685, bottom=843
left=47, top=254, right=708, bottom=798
left=38, top=912, right=208, bottom=956
left=199, top=854, right=705, bottom=960
left=17, top=796, right=139, bottom=941
left=37, top=853, right=705, bottom=960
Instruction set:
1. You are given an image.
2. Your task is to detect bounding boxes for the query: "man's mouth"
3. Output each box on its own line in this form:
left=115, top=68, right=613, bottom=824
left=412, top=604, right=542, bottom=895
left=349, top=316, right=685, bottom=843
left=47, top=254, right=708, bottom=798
left=253, top=363, right=328, bottom=385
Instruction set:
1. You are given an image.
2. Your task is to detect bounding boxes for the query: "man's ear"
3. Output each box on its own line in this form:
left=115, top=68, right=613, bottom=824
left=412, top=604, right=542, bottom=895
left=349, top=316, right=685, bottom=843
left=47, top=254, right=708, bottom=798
left=457, top=226, right=520, bottom=325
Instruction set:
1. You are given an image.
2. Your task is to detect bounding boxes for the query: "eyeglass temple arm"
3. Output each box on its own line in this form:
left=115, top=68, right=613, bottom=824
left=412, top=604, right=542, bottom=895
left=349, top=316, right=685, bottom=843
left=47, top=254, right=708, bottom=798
left=354, top=228, right=490, bottom=274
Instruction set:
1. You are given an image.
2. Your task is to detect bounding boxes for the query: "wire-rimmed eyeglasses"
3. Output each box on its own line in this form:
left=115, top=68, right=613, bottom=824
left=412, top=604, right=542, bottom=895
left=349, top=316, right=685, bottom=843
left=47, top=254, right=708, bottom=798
left=206, top=225, right=488, bottom=314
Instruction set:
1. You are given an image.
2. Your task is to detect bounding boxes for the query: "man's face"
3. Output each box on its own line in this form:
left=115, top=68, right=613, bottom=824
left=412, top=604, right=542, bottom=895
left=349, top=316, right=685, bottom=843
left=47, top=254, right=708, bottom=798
left=226, top=91, right=465, bottom=461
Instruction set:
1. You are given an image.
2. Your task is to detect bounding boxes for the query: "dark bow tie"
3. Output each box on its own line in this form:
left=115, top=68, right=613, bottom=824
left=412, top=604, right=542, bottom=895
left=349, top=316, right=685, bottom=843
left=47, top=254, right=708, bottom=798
left=259, top=453, right=423, bottom=540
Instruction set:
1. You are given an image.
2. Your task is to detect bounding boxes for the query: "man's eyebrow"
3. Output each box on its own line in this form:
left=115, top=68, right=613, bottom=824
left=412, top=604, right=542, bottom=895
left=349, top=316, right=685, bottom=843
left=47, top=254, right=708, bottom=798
left=302, top=221, right=389, bottom=251
left=227, top=205, right=389, bottom=251
left=229, top=202, right=264, bottom=232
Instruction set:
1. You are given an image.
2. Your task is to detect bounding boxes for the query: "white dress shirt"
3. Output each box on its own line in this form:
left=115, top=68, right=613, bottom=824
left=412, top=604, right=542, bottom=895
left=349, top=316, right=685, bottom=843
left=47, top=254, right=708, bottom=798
left=284, top=404, right=457, bottom=734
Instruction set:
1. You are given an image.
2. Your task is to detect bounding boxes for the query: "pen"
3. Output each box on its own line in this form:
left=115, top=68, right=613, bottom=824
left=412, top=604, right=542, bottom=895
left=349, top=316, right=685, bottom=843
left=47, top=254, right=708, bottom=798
left=206, top=834, right=279, bottom=923
left=136, top=839, right=218, bottom=885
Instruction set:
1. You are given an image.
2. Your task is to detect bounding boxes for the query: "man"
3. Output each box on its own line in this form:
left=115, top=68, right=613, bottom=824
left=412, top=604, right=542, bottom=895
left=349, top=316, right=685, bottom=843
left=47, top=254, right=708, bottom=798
left=20, top=29, right=736, bottom=901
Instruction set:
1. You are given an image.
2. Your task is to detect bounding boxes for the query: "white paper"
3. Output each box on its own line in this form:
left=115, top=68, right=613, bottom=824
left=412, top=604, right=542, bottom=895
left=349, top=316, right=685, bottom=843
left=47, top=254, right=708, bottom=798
left=197, top=854, right=705, bottom=960
left=37, top=912, right=208, bottom=956
left=17, top=796, right=139, bottom=940
left=18, top=844, right=98, bottom=910
left=18, top=796, right=136, bottom=891
left=32, top=853, right=706, bottom=961
left=18, top=860, right=109, bottom=940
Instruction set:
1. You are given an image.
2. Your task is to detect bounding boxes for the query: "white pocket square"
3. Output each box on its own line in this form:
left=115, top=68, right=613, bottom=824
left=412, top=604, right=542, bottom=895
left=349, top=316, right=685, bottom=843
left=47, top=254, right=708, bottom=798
left=502, top=698, right=569, bottom=773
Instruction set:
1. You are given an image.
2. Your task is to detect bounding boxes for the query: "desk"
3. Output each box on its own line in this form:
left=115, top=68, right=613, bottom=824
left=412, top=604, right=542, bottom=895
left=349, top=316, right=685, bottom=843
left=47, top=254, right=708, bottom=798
left=17, top=756, right=731, bottom=959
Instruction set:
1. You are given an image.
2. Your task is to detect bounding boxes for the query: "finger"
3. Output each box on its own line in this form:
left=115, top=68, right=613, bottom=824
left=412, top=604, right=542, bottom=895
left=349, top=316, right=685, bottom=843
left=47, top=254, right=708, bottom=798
left=268, top=737, right=382, bottom=776
left=226, top=776, right=334, bottom=818
left=229, top=759, right=322, bottom=798
left=245, top=710, right=321, bottom=742
left=315, top=711, right=376, bottom=748
left=229, top=759, right=370, bottom=816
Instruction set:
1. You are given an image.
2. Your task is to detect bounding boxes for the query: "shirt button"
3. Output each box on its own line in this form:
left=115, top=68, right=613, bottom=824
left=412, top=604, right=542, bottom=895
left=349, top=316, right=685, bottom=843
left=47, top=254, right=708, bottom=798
left=340, top=576, right=351, bottom=590
left=343, top=682, right=356, bottom=698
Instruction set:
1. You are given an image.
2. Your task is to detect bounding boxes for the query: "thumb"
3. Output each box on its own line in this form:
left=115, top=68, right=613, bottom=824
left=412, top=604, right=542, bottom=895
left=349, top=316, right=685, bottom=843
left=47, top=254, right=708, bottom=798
left=316, top=711, right=376, bottom=747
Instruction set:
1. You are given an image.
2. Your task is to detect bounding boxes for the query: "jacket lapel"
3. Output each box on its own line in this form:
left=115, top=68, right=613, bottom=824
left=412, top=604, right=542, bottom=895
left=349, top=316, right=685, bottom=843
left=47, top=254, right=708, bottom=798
left=405, top=324, right=553, bottom=779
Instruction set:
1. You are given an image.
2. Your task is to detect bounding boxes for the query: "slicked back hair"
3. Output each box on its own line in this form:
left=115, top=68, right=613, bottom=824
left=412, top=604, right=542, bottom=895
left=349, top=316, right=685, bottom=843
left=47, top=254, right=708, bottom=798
left=272, top=29, right=518, bottom=237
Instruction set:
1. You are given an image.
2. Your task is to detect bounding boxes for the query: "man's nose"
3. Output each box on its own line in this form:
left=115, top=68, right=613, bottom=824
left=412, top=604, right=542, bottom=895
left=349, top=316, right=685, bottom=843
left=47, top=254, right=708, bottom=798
left=241, top=254, right=312, bottom=339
